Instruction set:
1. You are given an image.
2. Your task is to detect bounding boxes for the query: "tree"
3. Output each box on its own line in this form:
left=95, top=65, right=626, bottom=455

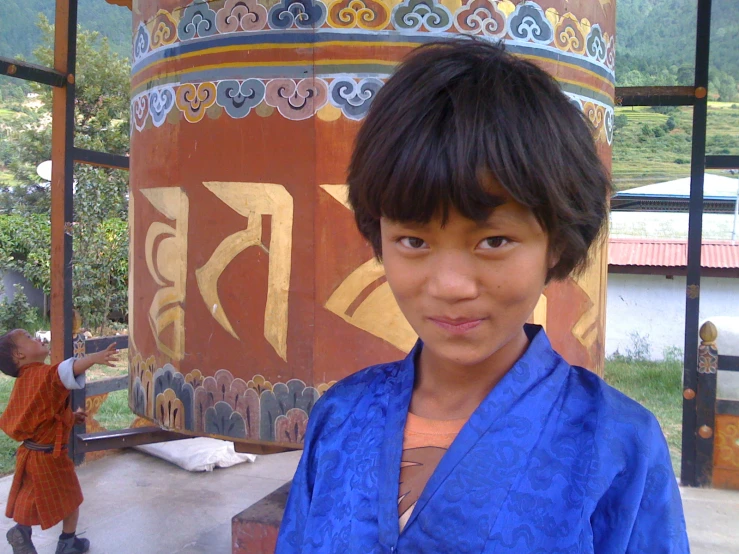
left=6, top=15, right=130, bottom=217
left=0, top=16, right=131, bottom=333
left=710, top=71, right=738, bottom=102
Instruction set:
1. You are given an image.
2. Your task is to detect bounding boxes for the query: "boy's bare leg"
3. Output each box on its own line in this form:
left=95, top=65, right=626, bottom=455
left=62, top=509, right=79, bottom=534
left=57, top=508, right=89, bottom=553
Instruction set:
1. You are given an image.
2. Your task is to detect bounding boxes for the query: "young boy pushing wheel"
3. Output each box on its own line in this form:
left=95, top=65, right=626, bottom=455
left=0, top=329, right=118, bottom=554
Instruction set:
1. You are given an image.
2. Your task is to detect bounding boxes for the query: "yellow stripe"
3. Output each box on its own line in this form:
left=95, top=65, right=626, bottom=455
left=132, top=48, right=613, bottom=100
left=518, top=53, right=614, bottom=96
left=557, top=76, right=613, bottom=99
left=134, top=41, right=417, bottom=73
left=133, top=58, right=398, bottom=90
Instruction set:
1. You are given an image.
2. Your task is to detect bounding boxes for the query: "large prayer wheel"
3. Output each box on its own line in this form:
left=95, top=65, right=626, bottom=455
left=128, top=0, right=615, bottom=447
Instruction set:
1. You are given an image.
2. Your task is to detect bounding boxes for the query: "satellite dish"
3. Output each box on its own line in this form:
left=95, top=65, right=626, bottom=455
left=35, top=160, right=78, bottom=189
left=36, top=160, right=52, bottom=182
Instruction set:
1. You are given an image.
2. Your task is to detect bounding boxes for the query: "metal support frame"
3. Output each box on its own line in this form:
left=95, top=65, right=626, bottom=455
left=1, top=57, right=67, bottom=87
left=680, top=0, right=713, bottom=488
left=616, top=86, right=696, bottom=107
left=705, top=156, right=739, bottom=170
left=72, top=147, right=129, bottom=170
left=615, top=2, right=734, bottom=487
left=77, top=427, right=191, bottom=454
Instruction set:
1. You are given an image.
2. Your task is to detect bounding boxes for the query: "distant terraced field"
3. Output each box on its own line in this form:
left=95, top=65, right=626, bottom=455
left=613, top=103, right=739, bottom=190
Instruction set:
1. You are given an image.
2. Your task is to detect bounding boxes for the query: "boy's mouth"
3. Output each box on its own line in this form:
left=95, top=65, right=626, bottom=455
left=428, top=316, right=485, bottom=334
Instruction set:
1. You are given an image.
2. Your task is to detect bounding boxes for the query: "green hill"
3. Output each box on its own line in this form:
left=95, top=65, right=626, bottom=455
left=1, top=0, right=738, bottom=86
left=0, top=0, right=131, bottom=62
left=617, top=0, right=739, bottom=78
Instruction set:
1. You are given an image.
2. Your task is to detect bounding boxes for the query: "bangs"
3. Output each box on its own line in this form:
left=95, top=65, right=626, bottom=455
left=377, top=123, right=509, bottom=226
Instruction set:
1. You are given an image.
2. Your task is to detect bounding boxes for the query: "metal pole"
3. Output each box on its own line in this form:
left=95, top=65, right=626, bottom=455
left=680, top=0, right=712, bottom=488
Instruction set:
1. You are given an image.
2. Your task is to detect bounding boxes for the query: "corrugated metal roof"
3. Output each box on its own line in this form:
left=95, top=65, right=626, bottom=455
left=608, top=238, right=739, bottom=269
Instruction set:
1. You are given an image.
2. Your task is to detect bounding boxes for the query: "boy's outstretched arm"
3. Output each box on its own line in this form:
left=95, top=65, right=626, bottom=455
left=57, top=343, right=120, bottom=391
left=72, top=343, right=119, bottom=376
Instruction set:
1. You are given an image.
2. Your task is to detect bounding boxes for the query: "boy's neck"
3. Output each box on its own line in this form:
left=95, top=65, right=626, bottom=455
left=18, top=355, right=46, bottom=367
left=410, top=329, right=529, bottom=421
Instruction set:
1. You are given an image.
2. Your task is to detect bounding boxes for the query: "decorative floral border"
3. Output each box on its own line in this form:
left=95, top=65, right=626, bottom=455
left=131, top=78, right=614, bottom=144
left=129, top=353, right=335, bottom=444
left=132, top=0, right=614, bottom=76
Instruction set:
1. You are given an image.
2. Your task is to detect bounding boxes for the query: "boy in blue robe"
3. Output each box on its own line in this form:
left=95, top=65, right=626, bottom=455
left=277, top=39, right=689, bottom=553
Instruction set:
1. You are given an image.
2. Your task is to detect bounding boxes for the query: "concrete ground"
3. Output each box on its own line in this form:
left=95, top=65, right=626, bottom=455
left=0, top=449, right=737, bottom=554
left=0, top=449, right=302, bottom=554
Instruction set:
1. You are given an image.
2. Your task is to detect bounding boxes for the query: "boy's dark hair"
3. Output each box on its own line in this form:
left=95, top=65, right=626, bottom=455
left=0, top=330, right=20, bottom=377
left=347, top=38, right=611, bottom=281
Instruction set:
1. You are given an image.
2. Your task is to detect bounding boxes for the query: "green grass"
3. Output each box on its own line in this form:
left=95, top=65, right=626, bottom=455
left=0, top=376, right=17, bottom=477
left=613, top=103, right=739, bottom=190
left=95, top=389, right=134, bottom=430
left=604, top=358, right=683, bottom=474
left=0, top=351, right=134, bottom=476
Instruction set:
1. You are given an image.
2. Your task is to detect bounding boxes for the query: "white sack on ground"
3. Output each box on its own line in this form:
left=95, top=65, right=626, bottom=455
left=135, top=437, right=257, bottom=472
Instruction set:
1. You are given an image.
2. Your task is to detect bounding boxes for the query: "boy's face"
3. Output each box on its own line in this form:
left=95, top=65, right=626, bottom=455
left=380, top=184, right=552, bottom=371
left=12, top=330, right=49, bottom=366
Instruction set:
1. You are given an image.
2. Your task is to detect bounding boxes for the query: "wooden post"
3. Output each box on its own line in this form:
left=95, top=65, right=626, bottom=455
left=696, top=320, right=718, bottom=486
left=52, top=0, right=82, bottom=462
left=50, top=0, right=76, bottom=365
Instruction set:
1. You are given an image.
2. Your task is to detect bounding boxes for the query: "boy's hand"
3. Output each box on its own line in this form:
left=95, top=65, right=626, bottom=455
left=72, top=342, right=120, bottom=376
left=74, top=408, right=88, bottom=425
left=91, top=343, right=120, bottom=367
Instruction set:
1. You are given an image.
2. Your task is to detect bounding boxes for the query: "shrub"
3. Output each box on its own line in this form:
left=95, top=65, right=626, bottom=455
left=0, top=284, right=39, bottom=333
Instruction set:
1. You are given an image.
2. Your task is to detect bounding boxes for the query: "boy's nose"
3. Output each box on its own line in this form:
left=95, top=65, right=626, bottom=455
left=426, top=254, right=479, bottom=301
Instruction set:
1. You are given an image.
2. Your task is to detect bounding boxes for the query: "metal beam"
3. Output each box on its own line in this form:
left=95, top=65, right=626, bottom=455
left=0, top=57, right=66, bottom=88
left=705, top=155, right=739, bottom=170
left=82, top=334, right=129, bottom=353
left=615, top=86, right=696, bottom=107
left=72, top=147, right=130, bottom=170
left=717, top=355, right=739, bottom=372
left=681, top=0, right=712, bottom=488
left=76, top=427, right=191, bottom=453
left=85, top=375, right=128, bottom=397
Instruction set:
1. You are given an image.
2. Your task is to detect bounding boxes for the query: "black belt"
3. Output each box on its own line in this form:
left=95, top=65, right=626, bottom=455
left=22, top=440, right=62, bottom=453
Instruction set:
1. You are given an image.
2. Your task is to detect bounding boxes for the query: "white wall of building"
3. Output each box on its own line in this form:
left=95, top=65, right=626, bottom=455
left=606, top=273, right=739, bottom=360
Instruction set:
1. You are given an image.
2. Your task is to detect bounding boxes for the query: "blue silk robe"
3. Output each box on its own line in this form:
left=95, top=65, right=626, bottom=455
left=277, top=326, right=689, bottom=553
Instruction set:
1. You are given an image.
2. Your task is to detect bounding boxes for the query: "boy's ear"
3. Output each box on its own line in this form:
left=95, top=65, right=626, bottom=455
left=547, top=247, right=562, bottom=271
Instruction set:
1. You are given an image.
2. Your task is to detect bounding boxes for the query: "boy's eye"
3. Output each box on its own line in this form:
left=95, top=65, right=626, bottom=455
left=478, top=237, right=509, bottom=249
left=399, top=237, right=427, bottom=249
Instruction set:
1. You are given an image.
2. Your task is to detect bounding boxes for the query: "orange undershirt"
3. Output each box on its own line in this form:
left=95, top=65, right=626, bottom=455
left=398, top=412, right=466, bottom=531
